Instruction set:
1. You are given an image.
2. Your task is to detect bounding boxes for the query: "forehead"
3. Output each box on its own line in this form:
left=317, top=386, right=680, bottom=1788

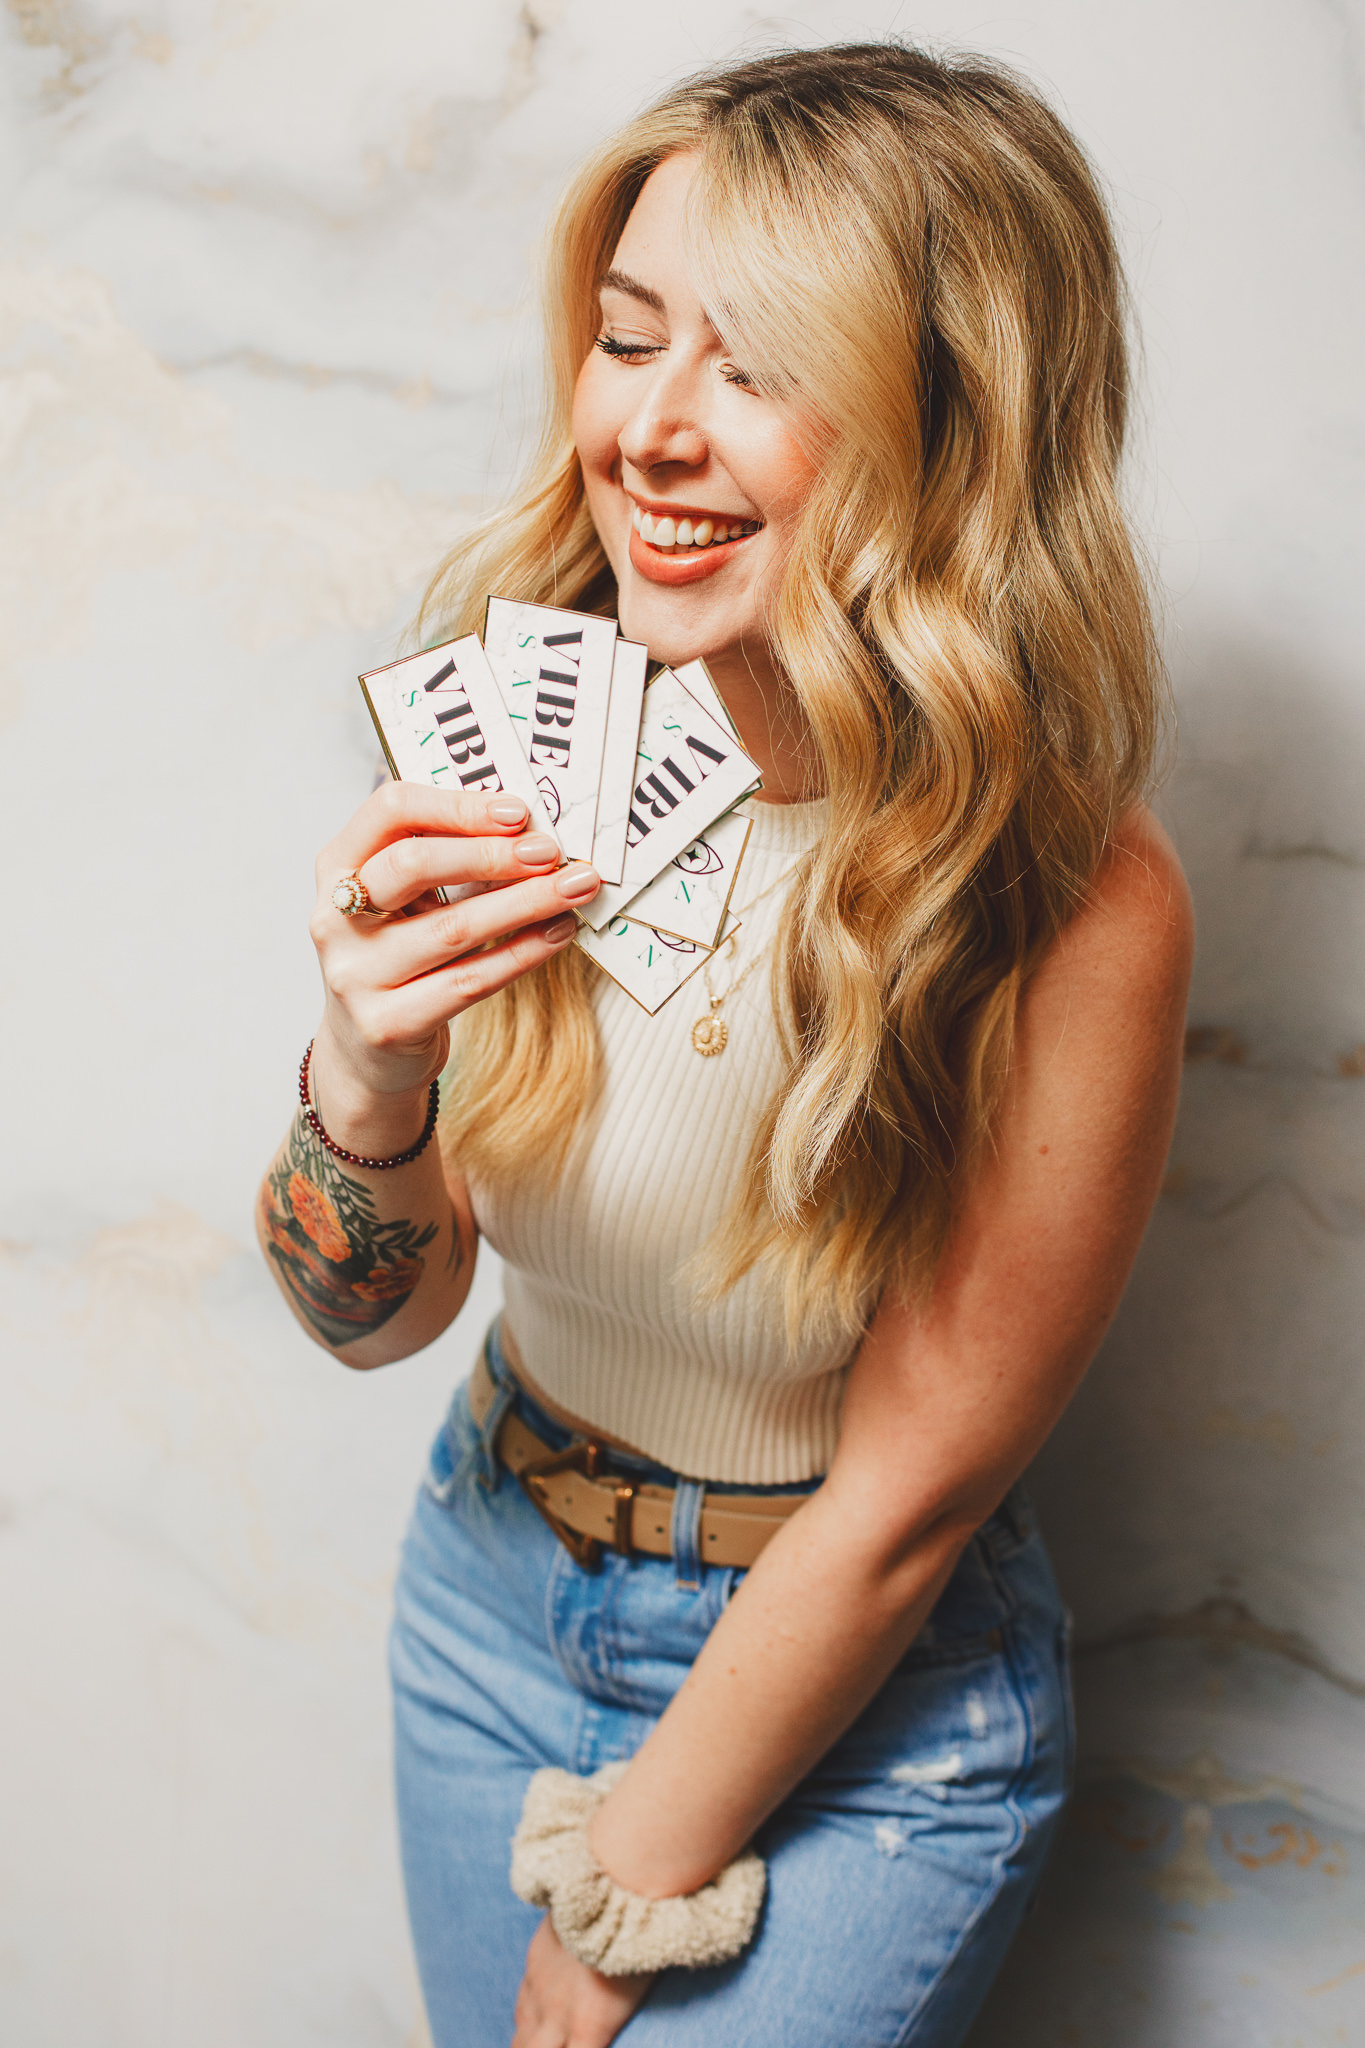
left=604, top=151, right=702, bottom=286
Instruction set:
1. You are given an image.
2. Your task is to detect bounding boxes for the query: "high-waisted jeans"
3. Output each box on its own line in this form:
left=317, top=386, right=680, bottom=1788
left=390, top=1325, right=1073, bottom=2047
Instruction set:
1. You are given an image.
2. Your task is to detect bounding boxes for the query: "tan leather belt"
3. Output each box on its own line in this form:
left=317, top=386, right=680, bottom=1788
left=468, top=1351, right=809, bottom=1571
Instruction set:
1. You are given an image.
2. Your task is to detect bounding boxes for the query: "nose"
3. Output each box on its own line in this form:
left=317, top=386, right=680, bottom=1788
left=616, top=355, right=710, bottom=476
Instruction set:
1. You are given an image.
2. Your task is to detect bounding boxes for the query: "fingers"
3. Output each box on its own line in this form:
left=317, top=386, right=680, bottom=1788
left=357, top=826, right=563, bottom=913
left=353, top=911, right=582, bottom=1047
left=511, top=1919, right=652, bottom=2048
left=320, top=781, right=536, bottom=882
left=349, top=864, right=600, bottom=987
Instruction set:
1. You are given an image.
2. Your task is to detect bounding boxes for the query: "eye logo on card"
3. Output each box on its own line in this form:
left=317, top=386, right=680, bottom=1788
left=359, top=606, right=766, bottom=1015
left=674, top=841, right=724, bottom=876
left=576, top=671, right=761, bottom=937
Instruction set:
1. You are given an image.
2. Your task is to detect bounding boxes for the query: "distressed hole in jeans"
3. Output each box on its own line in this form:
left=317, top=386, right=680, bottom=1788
left=891, top=1751, right=963, bottom=1787
left=875, top=1820, right=911, bottom=1859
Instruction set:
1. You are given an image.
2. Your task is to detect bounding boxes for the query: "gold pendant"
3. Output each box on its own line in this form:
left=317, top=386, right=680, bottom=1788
left=691, top=1013, right=729, bottom=1056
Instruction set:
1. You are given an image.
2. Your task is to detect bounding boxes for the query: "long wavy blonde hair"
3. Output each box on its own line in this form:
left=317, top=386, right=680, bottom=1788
left=427, top=41, right=1165, bottom=1346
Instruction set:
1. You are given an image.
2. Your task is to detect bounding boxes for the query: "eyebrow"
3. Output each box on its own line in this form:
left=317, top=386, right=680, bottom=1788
left=599, top=268, right=666, bottom=314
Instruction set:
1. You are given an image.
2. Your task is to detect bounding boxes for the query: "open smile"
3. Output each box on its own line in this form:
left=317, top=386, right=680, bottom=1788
left=625, top=498, right=764, bottom=586
left=630, top=503, right=764, bottom=552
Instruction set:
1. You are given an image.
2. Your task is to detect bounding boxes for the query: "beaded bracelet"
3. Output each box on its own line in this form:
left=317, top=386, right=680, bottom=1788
left=298, top=1040, right=440, bottom=1171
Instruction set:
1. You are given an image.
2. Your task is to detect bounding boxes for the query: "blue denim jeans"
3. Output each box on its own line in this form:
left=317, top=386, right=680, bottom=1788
left=390, top=1326, right=1073, bottom=2047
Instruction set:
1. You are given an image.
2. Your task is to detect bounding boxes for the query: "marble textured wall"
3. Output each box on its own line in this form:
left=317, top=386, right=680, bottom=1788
left=1, top=2, right=1361, bottom=2042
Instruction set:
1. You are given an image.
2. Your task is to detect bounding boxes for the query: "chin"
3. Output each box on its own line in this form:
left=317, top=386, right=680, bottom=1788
left=615, top=588, right=729, bottom=671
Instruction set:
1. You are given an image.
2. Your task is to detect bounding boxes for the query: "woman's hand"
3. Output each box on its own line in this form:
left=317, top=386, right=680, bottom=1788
left=308, top=781, right=599, bottom=1111
left=512, top=1918, right=653, bottom=2048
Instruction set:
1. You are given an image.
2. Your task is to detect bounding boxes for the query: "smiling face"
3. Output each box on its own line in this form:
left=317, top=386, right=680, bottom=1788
left=571, top=152, right=819, bottom=779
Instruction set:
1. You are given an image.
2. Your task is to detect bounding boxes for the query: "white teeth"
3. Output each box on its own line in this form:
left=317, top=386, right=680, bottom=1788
left=630, top=506, right=763, bottom=550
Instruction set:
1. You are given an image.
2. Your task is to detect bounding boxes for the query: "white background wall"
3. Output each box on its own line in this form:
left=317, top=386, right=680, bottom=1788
left=2, top=3, right=1362, bottom=2043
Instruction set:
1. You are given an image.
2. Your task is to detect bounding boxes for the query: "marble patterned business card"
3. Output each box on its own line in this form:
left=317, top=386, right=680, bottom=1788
left=360, top=635, right=560, bottom=840
left=592, top=635, right=648, bottom=885
left=616, top=807, right=752, bottom=950
left=575, top=913, right=740, bottom=1015
left=576, top=670, right=763, bottom=931
left=482, top=597, right=617, bottom=863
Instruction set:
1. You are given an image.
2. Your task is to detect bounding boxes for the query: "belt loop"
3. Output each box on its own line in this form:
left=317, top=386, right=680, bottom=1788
left=476, top=1326, right=514, bottom=1492
left=671, top=1478, right=705, bottom=1590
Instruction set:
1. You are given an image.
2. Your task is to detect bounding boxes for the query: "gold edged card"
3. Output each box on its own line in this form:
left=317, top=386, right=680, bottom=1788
left=617, top=807, right=752, bottom=951
left=360, top=635, right=560, bottom=843
left=576, top=669, right=762, bottom=932
left=481, top=597, right=618, bottom=864
left=592, top=635, right=649, bottom=885
left=575, top=914, right=741, bottom=1016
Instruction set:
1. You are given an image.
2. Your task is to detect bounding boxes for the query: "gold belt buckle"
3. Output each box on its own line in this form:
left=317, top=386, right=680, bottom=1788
left=518, top=1439, right=639, bottom=1570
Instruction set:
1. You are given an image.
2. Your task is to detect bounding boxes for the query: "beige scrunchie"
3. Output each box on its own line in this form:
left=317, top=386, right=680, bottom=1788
left=510, top=1761, right=767, bottom=1976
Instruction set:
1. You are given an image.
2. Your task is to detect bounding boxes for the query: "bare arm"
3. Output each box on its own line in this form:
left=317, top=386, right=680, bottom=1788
left=256, top=780, right=600, bottom=1368
left=588, top=809, right=1193, bottom=1894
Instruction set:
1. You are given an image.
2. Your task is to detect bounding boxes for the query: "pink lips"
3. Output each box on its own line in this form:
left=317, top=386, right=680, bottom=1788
left=625, top=496, right=763, bottom=585
left=627, top=524, right=754, bottom=585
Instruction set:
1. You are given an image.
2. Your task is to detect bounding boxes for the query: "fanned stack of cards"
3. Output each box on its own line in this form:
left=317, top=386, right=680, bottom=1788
left=359, top=598, right=765, bottom=1013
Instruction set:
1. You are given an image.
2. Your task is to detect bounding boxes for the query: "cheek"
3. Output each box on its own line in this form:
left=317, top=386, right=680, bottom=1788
left=571, top=358, right=618, bottom=487
left=727, top=405, right=820, bottom=538
left=762, top=431, right=820, bottom=525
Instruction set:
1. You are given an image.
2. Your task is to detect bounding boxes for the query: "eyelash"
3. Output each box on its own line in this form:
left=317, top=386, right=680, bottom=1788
left=594, top=333, right=657, bottom=363
left=593, top=333, right=755, bottom=390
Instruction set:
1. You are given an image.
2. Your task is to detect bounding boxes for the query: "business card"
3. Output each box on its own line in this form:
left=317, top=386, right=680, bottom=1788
left=576, top=670, right=762, bottom=931
left=616, top=807, right=752, bottom=950
left=591, top=635, right=648, bottom=885
left=482, top=598, right=617, bottom=863
left=360, top=635, right=560, bottom=841
left=575, top=913, right=740, bottom=1015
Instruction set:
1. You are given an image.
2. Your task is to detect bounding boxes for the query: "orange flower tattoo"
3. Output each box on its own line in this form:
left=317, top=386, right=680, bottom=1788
left=288, top=1172, right=351, bottom=1263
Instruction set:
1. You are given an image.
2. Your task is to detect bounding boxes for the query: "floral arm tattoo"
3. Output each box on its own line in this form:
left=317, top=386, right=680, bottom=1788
left=259, top=1110, right=451, bottom=1348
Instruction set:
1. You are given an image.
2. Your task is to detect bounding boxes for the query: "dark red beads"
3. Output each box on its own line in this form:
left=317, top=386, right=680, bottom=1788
left=298, top=1041, right=440, bottom=1171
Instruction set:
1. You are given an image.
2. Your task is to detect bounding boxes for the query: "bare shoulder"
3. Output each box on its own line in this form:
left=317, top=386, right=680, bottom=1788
left=1048, top=803, right=1192, bottom=994
left=1018, top=804, right=1193, bottom=1080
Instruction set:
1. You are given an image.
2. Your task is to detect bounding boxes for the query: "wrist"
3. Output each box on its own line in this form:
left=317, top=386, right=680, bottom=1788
left=587, top=1800, right=696, bottom=1901
left=511, top=1764, right=766, bottom=1976
left=306, top=1027, right=437, bottom=1161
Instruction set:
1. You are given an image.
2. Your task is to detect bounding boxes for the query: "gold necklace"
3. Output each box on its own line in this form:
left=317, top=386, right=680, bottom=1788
left=692, top=938, right=765, bottom=1056
left=689, top=855, right=805, bottom=1057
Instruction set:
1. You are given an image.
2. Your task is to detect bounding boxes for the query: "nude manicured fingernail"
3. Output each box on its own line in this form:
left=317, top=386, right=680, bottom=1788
left=513, top=833, right=559, bottom=865
left=487, top=797, right=529, bottom=825
left=544, top=914, right=577, bottom=943
left=555, top=863, right=600, bottom=899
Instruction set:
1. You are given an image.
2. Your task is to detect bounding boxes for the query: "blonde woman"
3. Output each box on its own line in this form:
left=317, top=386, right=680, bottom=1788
left=258, top=42, right=1191, bottom=2048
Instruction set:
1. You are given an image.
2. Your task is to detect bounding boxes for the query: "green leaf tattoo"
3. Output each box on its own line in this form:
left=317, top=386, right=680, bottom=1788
left=260, top=1112, right=443, bottom=1347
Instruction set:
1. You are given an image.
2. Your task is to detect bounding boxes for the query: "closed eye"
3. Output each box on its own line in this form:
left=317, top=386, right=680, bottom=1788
left=595, top=334, right=662, bottom=363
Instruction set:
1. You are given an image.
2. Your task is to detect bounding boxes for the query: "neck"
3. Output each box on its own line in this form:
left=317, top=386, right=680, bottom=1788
left=703, top=646, right=824, bottom=805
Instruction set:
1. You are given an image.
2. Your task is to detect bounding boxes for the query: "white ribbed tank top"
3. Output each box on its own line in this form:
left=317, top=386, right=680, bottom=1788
left=469, top=796, right=856, bottom=1483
